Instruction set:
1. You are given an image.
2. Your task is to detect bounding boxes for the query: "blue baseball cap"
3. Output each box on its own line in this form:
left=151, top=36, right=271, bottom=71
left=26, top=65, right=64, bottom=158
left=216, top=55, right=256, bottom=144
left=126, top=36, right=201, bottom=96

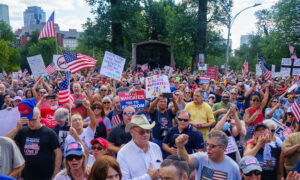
left=18, top=98, right=36, bottom=120
left=65, top=142, right=84, bottom=157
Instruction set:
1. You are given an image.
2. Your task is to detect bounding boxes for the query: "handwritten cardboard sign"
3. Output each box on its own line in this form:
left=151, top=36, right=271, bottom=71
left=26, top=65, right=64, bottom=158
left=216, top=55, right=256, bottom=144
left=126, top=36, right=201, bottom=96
left=100, top=51, right=126, bottom=81
left=27, top=54, right=48, bottom=78
left=145, top=75, right=170, bottom=98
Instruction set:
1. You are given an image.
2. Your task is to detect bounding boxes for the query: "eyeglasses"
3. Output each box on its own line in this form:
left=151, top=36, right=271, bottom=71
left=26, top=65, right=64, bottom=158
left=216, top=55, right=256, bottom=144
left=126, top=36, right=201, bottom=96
left=185, top=92, right=191, bottom=94
left=93, top=106, right=102, bottom=110
left=66, top=155, right=83, bottom=161
left=270, top=129, right=275, bottom=133
left=92, top=146, right=103, bottom=151
left=101, top=89, right=107, bottom=92
left=222, top=96, right=229, bottom=99
left=251, top=99, right=260, bottom=102
left=272, top=101, right=278, bottom=103
left=133, top=128, right=151, bottom=136
left=123, top=111, right=135, bottom=116
left=39, top=91, right=47, bottom=94
left=206, top=143, right=221, bottom=149
left=103, top=102, right=110, bottom=104
left=175, top=94, right=180, bottom=96
left=178, top=118, right=189, bottom=122
left=230, top=93, right=237, bottom=95
left=244, top=170, right=261, bottom=176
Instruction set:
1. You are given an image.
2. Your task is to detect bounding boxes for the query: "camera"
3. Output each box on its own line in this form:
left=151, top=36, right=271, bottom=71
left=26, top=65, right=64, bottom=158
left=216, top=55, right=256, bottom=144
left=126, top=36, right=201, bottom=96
left=160, top=125, right=168, bottom=138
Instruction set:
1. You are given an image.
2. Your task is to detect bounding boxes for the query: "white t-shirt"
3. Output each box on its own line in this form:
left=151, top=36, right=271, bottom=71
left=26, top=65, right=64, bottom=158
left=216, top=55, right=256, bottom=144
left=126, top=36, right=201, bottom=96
left=64, top=126, right=95, bottom=154
left=54, top=172, right=87, bottom=180
left=87, top=154, right=96, bottom=166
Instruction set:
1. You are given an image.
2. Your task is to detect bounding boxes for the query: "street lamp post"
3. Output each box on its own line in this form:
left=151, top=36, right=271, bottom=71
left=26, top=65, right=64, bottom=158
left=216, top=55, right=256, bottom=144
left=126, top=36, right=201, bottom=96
left=224, top=3, right=261, bottom=74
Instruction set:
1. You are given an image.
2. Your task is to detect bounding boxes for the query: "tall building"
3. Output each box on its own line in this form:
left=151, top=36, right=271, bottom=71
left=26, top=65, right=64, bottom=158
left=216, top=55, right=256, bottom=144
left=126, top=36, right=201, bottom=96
left=240, top=35, right=253, bottom=46
left=57, top=29, right=81, bottom=50
left=0, top=4, right=10, bottom=25
left=23, top=6, right=46, bottom=26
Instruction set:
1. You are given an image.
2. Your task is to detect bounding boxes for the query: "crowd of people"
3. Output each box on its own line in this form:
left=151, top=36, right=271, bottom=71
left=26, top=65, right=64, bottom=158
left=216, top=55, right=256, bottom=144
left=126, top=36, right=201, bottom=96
left=0, top=66, right=300, bottom=180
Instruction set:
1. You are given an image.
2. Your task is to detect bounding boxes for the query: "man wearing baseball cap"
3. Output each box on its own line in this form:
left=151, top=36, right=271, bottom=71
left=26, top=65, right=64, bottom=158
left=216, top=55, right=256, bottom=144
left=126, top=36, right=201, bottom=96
left=117, top=114, right=162, bottom=180
left=239, top=156, right=262, bottom=180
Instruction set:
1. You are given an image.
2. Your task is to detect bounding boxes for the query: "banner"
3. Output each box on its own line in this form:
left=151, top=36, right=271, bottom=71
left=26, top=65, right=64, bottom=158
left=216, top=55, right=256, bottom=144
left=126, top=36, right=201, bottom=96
left=198, top=64, right=207, bottom=71
left=281, top=58, right=300, bottom=76
left=119, top=90, right=146, bottom=110
left=27, top=54, right=48, bottom=78
left=256, top=64, right=262, bottom=76
left=270, top=118, right=293, bottom=138
left=0, top=108, right=20, bottom=136
left=100, top=51, right=126, bottom=81
left=199, top=76, right=210, bottom=84
left=207, top=67, right=218, bottom=80
left=145, top=75, right=170, bottom=98
left=53, top=55, right=69, bottom=71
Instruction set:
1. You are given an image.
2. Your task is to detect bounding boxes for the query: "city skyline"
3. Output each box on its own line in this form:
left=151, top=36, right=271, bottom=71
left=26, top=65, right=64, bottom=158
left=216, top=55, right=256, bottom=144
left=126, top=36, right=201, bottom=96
left=2, top=0, right=278, bottom=50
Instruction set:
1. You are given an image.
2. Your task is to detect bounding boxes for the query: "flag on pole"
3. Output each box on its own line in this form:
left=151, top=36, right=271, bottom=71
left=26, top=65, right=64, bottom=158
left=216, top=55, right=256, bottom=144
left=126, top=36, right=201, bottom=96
left=243, top=56, right=249, bottom=75
left=39, top=11, right=56, bottom=39
left=291, top=96, right=300, bottom=122
left=289, top=45, right=295, bottom=54
left=258, top=56, right=272, bottom=81
left=291, top=51, right=298, bottom=59
left=45, top=62, right=57, bottom=75
left=2, top=68, right=7, bottom=77
left=59, top=72, right=74, bottom=105
left=62, top=50, right=97, bottom=74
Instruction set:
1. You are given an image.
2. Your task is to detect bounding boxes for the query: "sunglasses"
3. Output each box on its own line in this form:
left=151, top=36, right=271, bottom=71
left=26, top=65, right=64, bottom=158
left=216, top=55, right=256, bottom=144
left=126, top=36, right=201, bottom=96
left=178, top=118, right=189, bottom=122
left=230, top=93, right=237, bottom=95
left=123, top=111, right=135, bottom=116
left=93, top=106, right=102, bottom=110
left=92, top=146, right=103, bottom=151
left=133, top=128, right=151, bottom=136
left=272, top=101, right=279, bottom=103
left=222, top=96, right=229, bottom=99
left=252, top=99, right=260, bottom=102
left=185, top=92, right=191, bottom=94
left=101, top=89, right=107, bottom=92
left=206, top=143, right=221, bottom=149
left=66, top=155, right=83, bottom=161
left=244, top=170, right=261, bottom=176
left=270, top=129, right=275, bottom=133
left=103, top=102, right=110, bottom=104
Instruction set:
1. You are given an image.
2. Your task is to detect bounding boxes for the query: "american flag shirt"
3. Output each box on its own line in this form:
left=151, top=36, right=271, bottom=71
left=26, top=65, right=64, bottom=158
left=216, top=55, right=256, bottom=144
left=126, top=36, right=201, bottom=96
left=194, top=152, right=241, bottom=180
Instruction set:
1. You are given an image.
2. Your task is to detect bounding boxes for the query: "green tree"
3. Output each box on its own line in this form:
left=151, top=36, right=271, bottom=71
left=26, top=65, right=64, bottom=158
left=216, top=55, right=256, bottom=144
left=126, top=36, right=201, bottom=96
left=0, top=20, right=15, bottom=42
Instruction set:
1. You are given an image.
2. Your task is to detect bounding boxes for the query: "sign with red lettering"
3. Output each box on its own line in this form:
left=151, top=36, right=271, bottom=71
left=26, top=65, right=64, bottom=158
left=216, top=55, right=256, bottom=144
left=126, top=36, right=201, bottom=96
left=53, top=55, right=69, bottom=71
left=207, top=66, right=218, bottom=80
left=119, top=90, right=146, bottom=110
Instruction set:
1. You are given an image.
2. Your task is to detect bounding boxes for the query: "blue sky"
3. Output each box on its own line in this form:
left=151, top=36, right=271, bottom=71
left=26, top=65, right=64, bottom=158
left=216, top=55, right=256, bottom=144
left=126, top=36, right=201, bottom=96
left=3, top=0, right=278, bottom=50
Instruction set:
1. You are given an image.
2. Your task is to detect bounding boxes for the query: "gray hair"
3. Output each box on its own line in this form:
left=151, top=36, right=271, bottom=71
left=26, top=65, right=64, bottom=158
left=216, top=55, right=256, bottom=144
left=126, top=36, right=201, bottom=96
left=33, top=107, right=41, bottom=119
left=102, top=96, right=112, bottom=103
left=263, top=119, right=277, bottom=129
left=207, top=130, right=228, bottom=147
left=222, top=91, right=230, bottom=96
left=54, top=108, right=69, bottom=122
left=161, top=155, right=189, bottom=177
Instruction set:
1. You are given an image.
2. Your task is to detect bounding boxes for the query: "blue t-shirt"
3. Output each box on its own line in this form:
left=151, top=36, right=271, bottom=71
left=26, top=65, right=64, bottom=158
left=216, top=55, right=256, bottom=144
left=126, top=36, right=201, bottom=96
left=150, top=108, right=175, bottom=140
left=264, top=108, right=284, bottom=120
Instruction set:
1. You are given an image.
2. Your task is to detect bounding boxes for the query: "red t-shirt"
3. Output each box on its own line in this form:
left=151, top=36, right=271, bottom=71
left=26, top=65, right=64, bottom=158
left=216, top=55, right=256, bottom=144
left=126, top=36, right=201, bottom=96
left=249, top=107, right=263, bottom=126
left=40, top=107, right=66, bottom=128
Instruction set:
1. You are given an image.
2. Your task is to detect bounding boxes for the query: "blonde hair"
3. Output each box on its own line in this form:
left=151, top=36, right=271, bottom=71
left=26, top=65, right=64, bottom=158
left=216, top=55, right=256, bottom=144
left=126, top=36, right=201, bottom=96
left=60, top=153, right=88, bottom=176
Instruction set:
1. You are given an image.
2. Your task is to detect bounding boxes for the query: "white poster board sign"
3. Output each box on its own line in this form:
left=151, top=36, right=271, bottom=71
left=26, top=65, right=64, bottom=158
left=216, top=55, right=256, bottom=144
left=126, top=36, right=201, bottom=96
left=256, top=64, right=262, bottom=76
left=27, top=54, right=48, bottom=78
left=53, top=55, right=69, bottom=71
left=272, top=64, right=275, bottom=73
left=164, top=66, right=174, bottom=78
left=280, top=67, right=290, bottom=78
left=145, top=75, right=170, bottom=98
left=270, top=118, right=293, bottom=138
left=293, top=68, right=300, bottom=76
left=100, top=51, right=126, bottom=81
left=12, top=72, right=18, bottom=79
left=0, top=108, right=20, bottom=136
left=294, top=59, right=300, bottom=66
left=281, top=58, right=291, bottom=66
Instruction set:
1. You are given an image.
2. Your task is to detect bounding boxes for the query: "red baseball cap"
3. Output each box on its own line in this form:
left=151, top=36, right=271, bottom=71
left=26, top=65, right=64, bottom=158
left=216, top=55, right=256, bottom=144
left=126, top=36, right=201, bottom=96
left=90, top=137, right=108, bottom=149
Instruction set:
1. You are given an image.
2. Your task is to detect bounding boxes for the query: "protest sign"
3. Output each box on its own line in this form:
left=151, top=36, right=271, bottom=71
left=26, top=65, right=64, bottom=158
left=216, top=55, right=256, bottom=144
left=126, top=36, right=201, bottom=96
left=280, top=67, right=290, bottom=78
left=281, top=58, right=300, bottom=76
left=145, top=75, right=170, bottom=98
left=53, top=55, right=69, bottom=71
left=198, top=64, right=207, bottom=71
left=270, top=118, right=293, bottom=138
left=119, top=90, right=146, bottom=110
left=207, top=67, right=218, bottom=80
left=224, top=136, right=238, bottom=155
left=0, top=108, right=20, bottom=136
left=272, top=64, right=275, bottom=73
left=256, top=64, right=262, bottom=76
left=100, top=51, right=126, bottom=81
left=199, top=53, right=205, bottom=64
left=164, top=66, right=174, bottom=78
left=199, top=76, right=210, bottom=84
left=12, top=72, right=18, bottom=79
left=27, top=54, right=48, bottom=78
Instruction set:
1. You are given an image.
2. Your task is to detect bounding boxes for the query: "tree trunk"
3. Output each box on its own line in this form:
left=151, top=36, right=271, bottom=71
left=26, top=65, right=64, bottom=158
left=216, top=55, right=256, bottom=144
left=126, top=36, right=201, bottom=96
left=192, top=0, right=207, bottom=71
left=111, top=0, right=124, bottom=57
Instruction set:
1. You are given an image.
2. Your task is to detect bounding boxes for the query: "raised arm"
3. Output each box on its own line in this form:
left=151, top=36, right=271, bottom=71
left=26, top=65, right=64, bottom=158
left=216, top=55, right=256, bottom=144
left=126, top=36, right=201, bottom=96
left=260, top=85, right=269, bottom=109
left=32, top=77, right=42, bottom=100
left=82, top=99, right=96, bottom=131
left=176, top=134, right=195, bottom=168
left=149, top=94, right=162, bottom=114
left=42, top=78, right=52, bottom=95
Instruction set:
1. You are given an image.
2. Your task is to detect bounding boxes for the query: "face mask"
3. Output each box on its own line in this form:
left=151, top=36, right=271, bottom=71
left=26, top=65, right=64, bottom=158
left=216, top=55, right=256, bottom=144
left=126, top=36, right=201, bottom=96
left=50, top=105, right=58, bottom=110
left=222, top=122, right=230, bottom=131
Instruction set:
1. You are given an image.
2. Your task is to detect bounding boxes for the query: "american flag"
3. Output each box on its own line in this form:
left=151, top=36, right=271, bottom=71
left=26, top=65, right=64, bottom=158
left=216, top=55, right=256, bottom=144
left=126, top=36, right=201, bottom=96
left=291, top=96, right=300, bottom=122
left=111, top=114, right=121, bottom=127
left=291, top=51, right=298, bottom=59
left=289, top=45, right=295, bottom=54
left=45, top=62, right=57, bottom=75
left=62, top=51, right=97, bottom=74
left=243, top=56, right=249, bottom=75
left=59, top=71, right=74, bottom=105
left=2, top=68, right=7, bottom=77
left=258, top=56, right=272, bottom=81
left=25, top=141, right=39, bottom=150
left=141, top=63, right=148, bottom=71
left=201, top=166, right=227, bottom=180
left=39, top=11, right=56, bottom=39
